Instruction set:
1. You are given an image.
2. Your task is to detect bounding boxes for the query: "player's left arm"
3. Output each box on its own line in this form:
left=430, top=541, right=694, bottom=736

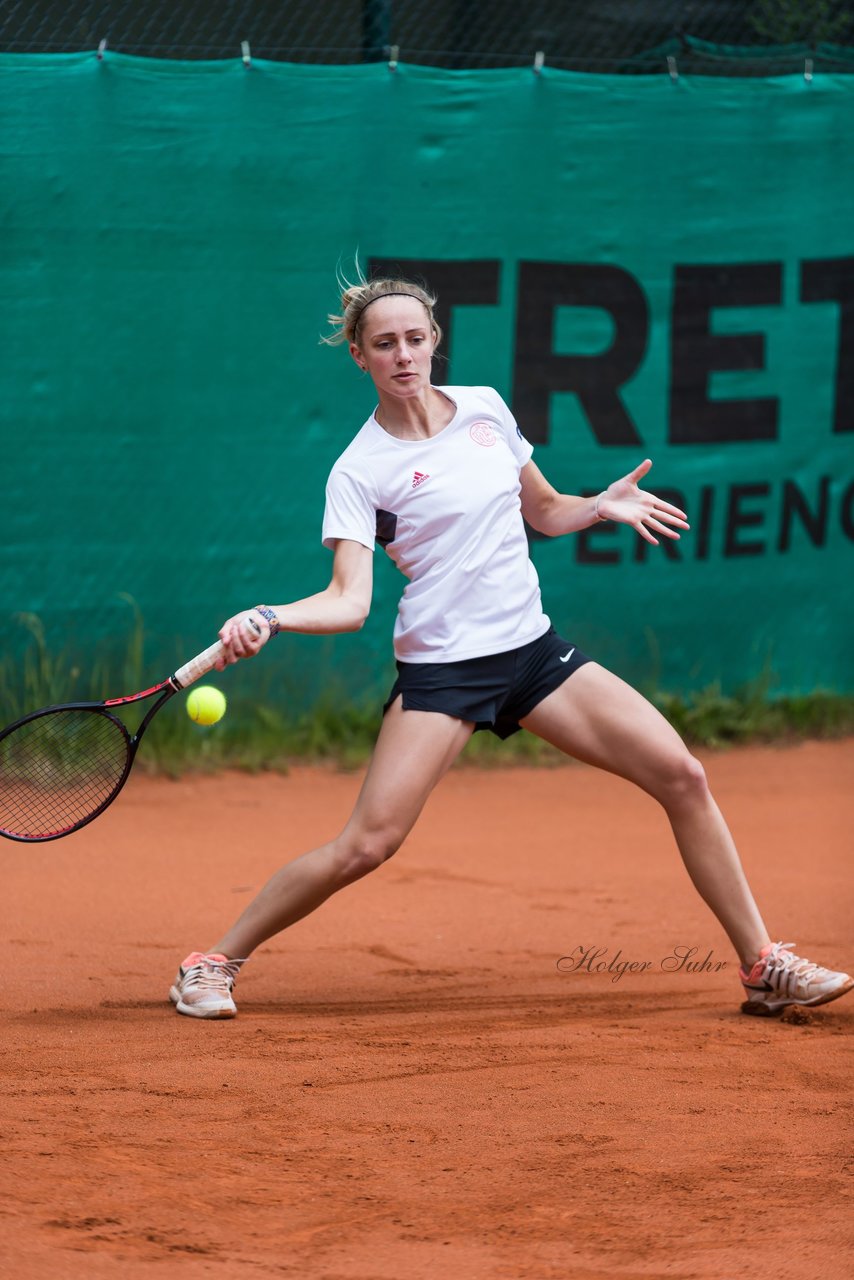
left=520, top=457, right=689, bottom=546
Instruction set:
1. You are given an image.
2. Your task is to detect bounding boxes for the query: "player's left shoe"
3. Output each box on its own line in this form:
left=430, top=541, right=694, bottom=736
left=740, top=941, right=854, bottom=1016
left=169, top=951, right=246, bottom=1019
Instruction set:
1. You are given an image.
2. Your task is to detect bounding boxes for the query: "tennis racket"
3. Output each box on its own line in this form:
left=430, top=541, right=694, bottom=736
left=0, top=627, right=256, bottom=843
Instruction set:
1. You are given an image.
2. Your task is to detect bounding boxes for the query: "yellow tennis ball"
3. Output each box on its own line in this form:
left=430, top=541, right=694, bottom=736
left=186, top=686, right=227, bottom=726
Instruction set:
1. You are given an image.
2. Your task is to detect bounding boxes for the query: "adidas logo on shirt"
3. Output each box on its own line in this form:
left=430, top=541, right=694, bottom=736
left=412, top=471, right=429, bottom=489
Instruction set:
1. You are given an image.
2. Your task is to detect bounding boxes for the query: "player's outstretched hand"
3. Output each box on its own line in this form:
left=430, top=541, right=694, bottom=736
left=216, top=610, right=271, bottom=668
left=598, top=459, right=690, bottom=546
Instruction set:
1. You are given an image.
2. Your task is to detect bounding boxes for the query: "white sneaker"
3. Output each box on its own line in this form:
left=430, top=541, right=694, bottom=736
left=169, top=951, right=246, bottom=1019
left=740, top=941, right=853, bottom=1016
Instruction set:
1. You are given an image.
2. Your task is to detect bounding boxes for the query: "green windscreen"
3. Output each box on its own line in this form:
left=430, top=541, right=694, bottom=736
left=2, top=54, right=852, bottom=703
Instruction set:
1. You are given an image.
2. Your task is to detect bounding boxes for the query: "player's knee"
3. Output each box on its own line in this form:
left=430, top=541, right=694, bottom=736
left=337, top=829, right=402, bottom=883
left=659, top=751, right=709, bottom=809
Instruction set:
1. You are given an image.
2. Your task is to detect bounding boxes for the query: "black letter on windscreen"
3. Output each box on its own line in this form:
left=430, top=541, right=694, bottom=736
left=800, top=257, right=854, bottom=434
left=669, top=263, right=782, bottom=444
left=512, top=262, right=648, bottom=446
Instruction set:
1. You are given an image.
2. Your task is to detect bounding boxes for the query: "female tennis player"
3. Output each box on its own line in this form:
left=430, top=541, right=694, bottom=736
left=170, top=274, right=852, bottom=1020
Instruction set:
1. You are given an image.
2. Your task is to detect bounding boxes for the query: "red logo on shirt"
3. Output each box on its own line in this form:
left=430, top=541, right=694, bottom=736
left=412, top=471, right=429, bottom=489
left=470, top=421, right=496, bottom=447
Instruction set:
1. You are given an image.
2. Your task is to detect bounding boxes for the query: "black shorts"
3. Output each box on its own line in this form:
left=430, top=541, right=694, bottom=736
left=383, top=627, right=592, bottom=739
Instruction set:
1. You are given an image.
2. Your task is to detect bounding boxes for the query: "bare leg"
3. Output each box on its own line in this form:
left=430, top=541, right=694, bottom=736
left=210, top=698, right=474, bottom=959
left=520, top=664, right=771, bottom=968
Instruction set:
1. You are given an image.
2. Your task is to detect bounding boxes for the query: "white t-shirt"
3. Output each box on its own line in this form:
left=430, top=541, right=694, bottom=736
left=321, top=386, right=551, bottom=662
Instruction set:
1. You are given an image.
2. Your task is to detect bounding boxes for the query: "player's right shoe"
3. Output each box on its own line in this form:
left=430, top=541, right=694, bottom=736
left=169, top=951, right=246, bottom=1019
left=740, top=941, right=854, bottom=1016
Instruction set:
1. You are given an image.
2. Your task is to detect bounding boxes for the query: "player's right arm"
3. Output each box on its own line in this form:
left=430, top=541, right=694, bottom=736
left=216, top=538, right=373, bottom=666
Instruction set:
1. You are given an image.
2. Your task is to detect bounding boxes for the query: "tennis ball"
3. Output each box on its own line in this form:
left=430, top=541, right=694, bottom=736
left=186, top=686, right=227, bottom=726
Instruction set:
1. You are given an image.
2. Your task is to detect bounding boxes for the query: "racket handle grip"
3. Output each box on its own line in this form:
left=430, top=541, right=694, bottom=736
left=172, top=641, right=225, bottom=690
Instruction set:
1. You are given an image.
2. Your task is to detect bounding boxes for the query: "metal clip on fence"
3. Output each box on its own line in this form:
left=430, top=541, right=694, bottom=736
left=804, top=57, right=814, bottom=83
left=96, top=39, right=107, bottom=61
left=533, top=51, right=545, bottom=75
left=242, top=41, right=251, bottom=68
left=667, top=54, right=678, bottom=82
left=388, top=45, right=399, bottom=72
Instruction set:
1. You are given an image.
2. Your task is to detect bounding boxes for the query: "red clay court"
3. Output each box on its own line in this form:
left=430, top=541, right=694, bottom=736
left=4, top=738, right=852, bottom=1278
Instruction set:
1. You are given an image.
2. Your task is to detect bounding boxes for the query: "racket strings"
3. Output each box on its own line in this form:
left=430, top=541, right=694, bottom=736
left=0, top=710, right=130, bottom=839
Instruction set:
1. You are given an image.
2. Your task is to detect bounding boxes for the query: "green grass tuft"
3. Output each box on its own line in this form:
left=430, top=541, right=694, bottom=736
left=653, top=685, right=854, bottom=747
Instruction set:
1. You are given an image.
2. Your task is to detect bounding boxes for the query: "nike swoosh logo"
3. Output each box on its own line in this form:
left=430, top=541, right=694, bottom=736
left=560, top=648, right=576, bottom=663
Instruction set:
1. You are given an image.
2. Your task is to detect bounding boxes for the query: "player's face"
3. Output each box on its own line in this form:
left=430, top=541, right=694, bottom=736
left=351, top=297, right=435, bottom=399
